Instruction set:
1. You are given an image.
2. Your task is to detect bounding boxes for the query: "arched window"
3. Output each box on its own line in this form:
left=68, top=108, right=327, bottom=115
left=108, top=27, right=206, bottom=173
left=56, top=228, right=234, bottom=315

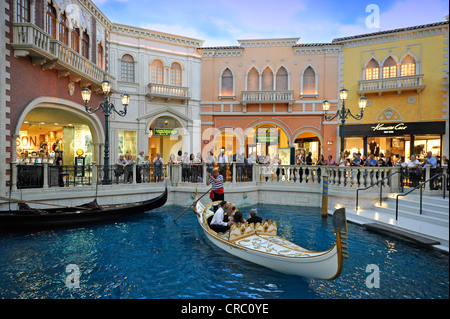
left=151, top=59, right=164, bottom=84
left=82, top=31, right=89, bottom=59
left=247, top=67, right=259, bottom=91
left=365, top=58, right=379, bottom=80
left=302, top=66, right=316, bottom=94
left=121, top=54, right=135, bottom=82
left=170, top=62, right=182, bottom=86
left=97, top=43, right=104, bottom=69
left=400, top=54, right=416, bottom=77
left=221, top=68, right=234, bottom=96
left=59, top=12, right=69, bottom=46
left=71, top=27, right=80, bottom=52
left=45, top=1, right=57, bottom=39
left=382, top=56, right=397, bottom=78
left=262, top=67, right=273, bottom=91
left=17, top=0, right=30, bottom=22
left=276, top=67, right=288, bottom=90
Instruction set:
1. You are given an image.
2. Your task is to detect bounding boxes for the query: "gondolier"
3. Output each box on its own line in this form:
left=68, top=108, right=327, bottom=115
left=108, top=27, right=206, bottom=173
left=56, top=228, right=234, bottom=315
left=206, top=168, right=224, bottom=204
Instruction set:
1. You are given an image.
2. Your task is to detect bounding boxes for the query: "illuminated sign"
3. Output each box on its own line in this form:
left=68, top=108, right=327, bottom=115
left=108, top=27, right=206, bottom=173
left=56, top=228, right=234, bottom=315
left=153, top=128, right=179, bottom=136
left=371, top=123, right=408, bottom=134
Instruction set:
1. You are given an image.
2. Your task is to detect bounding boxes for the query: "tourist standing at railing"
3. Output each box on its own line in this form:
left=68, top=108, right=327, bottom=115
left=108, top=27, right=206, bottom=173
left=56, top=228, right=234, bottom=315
left=125, top=154, right=135, bottom=184
left=422, top=151, right=438, bottom=189
left=406, top=154, right=421, bottom=187
left=115, top=154, right=128, bottom=184
left=218, top=150, right=228, bottom=180
left=192, top=153, right=202, bottom=182
left=136, top=151, right=145, bottom=183
left=205, top=151, right=215, bottom=174
left=153, top=153, right=164, bottom=182
left=55, top=151, right=64, bottom=187
left=337, top=152, right=347, bottom=167
left=327, top=155, right=335, bottom=166
left=182, top=152, right=190, bottom=182
left=142, top=155, right=151, bottom=182
left=169, top=154, right=176, bottom=164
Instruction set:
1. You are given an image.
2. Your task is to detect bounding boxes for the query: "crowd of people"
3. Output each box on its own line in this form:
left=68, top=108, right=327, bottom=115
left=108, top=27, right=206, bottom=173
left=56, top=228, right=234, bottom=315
left=114, top=149, right=448, bottom=188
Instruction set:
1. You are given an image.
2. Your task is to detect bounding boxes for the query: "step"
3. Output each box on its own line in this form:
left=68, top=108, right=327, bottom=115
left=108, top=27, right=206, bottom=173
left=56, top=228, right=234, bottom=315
left=363, top=223, right=441, bottom=246
left=374, top=205, right=448, bottom=227
left=335, top=208, right=449, bottom=252
left=379, top=200, right=449, bottom=223
left=393, top=195, right=449, bottom=213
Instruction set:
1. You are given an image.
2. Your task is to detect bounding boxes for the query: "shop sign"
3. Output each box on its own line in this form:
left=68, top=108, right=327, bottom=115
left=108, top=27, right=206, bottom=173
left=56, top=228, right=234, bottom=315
left=255, top=135, right=280, bottom=143
left=153, top=128, right=179, bottom=136
left=371, top=123, right=408, bottom=134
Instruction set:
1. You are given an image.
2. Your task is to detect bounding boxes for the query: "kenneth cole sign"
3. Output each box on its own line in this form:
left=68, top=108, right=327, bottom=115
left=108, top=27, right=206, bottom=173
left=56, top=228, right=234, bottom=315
left=371, top=123, right=408, bottom=134
left=344, top=121, right=445, bottom=137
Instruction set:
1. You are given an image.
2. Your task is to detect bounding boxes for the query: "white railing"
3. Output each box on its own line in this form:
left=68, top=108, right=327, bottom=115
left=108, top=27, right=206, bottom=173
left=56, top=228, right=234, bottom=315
left=242, top=90, right=294, bottom=103
left=50, top=41, right=105, bottom=83
left=12, top=23, right=51, bottom=53
left=359, top=74, right=424, bottom=92
left=148, top=83, right=189, bottom=99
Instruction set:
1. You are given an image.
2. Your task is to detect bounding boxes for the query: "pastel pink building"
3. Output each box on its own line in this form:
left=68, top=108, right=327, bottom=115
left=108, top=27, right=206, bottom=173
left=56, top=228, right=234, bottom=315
left=198, top=38, right=340, bottom=163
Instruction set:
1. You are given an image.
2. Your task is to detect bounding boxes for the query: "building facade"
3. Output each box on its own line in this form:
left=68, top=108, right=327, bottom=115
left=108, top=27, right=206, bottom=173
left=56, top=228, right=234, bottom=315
left=334, top=21, right=449, bottom=161
left=108, top=23, right=203, bottom=163
left=198, top=39, right=340, bottom=164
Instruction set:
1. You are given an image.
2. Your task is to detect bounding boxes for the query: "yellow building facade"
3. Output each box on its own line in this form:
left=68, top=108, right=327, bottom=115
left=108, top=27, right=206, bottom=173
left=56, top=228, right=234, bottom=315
left=334, top=21, right=449, bottom=161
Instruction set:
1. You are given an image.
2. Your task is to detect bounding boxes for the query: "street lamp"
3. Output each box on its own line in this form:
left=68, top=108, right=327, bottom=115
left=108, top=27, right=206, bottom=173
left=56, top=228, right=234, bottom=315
left=81, top=81, right=130, bottom=184
left=323, top=88, right=367, bottom=154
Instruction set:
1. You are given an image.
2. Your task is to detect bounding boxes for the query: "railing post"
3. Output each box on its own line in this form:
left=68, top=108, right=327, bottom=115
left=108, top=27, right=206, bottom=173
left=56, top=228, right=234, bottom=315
left=92, top=162, right=97, bottom=185
left=425, top=166, right=431, bottom=190
left=11, top=162, right=18, bottom=192
left=43, top=163, right=49, bottom=189
left=132, top=164, right=137, bottom=185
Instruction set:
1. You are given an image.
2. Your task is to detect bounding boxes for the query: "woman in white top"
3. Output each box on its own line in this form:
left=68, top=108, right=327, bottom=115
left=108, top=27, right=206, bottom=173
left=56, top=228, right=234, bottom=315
left=337, top=152, right=347, bottom=167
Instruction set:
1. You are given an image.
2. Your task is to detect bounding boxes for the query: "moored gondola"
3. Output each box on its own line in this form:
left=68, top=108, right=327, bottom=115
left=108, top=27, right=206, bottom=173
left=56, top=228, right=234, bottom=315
left=0, top=187, right=167, bottom=230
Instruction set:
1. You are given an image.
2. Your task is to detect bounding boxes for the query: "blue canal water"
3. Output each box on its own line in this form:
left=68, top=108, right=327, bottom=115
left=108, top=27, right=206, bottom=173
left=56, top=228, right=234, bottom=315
left=0, top=204, right=448, bottom=299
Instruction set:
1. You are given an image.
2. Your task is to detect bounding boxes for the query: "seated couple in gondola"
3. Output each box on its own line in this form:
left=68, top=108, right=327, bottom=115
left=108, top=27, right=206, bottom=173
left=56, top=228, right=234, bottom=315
left=209, top=201, right=262, bottom=233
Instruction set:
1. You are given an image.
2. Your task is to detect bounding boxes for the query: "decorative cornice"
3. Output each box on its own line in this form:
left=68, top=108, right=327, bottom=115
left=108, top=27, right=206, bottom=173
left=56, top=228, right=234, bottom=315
left=294, top=44, right=341, bottom=55
left=78, top=0, right=113, bottom=29
left=237, top=38, right=300, bottom=47
left=111, top=23, right=204, bottom=48
left=199, top=47, right=244, bottom=57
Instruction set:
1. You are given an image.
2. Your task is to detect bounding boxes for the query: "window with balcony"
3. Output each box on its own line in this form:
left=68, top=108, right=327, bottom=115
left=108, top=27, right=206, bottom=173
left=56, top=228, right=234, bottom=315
left=17, top=0, right=30, bottom=23
left=82, top=31, right=89, bottom=59
left=59, top=12, right=69, bottom=46
left=400, top=54, right=416, bottom=77
left=151, top=59, right=164, bottom=84
left=247, top=67, right=259, bottom=91
left=365, top=58, right=379, bottom=80
left=71, top=27, right=80, bottom=52
left=262, top=67, right=273, bottom=91
left=97, top=43, right=104, bottom=69
left=302, top=66, right=316, bottom=94
left=170, top=62, right=182, bottom=86
left=221, top=68, right=234, bottom=96
left=121, top=54, right=135, bottom=82
left=45, top=2, right=57, bottom=39
left=382, top=56, right=397, bottom=78
left=276, top=67, right=288, bottom=90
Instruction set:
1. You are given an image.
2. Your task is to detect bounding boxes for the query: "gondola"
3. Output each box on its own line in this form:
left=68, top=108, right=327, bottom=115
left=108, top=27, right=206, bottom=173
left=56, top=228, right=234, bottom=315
left=0, top=187, right=167, bottom=229
left=193, top=192, right=349, bottom=280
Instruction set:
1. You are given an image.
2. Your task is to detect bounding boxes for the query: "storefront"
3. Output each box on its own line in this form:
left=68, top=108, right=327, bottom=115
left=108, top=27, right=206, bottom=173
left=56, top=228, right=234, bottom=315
left=245, top=124, right=290, bottom=163
left=16, top=107, right=94, bottom=166
left=148, top=116, right=183, bottom=161
left=343, top=121, right=446, bottom=161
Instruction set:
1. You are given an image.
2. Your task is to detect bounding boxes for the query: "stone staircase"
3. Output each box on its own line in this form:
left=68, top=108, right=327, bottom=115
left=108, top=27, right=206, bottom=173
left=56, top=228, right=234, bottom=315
left=333, top=189, right=449, bottom=252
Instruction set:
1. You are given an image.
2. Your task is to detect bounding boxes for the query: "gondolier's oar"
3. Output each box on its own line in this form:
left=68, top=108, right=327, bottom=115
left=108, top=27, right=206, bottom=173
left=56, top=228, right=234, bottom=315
left=173, top=188, right=211, bottom=222
left=0, top=196, right=91, bottom=210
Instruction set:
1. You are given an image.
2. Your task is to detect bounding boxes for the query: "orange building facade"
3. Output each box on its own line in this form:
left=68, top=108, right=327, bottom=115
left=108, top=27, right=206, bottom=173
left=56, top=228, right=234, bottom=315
left=198, top=39, right=341, bottom=164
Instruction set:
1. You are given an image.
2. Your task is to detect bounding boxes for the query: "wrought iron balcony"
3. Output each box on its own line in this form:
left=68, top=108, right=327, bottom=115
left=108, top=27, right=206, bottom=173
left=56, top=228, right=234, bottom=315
left=357, top=74, right=426, bottom=95
left=147, top=83, right=190, bottom=103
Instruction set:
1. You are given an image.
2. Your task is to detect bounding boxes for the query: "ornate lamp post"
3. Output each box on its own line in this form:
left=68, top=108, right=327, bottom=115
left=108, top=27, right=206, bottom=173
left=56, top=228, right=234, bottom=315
left=81, top=81, right=130, bottom=184
left=323, top=88, right=368, bottom=154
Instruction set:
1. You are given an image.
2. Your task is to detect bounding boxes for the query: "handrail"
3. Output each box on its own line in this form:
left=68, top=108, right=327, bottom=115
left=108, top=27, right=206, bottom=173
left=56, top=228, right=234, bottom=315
left=356, top=170, right=402, bottom=210
left=395, top=173, right=446, bottom=220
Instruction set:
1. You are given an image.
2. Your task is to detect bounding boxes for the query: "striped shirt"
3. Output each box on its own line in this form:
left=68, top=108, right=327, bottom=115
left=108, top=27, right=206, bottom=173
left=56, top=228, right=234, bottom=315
left=209, top=174, right=224, bottom=190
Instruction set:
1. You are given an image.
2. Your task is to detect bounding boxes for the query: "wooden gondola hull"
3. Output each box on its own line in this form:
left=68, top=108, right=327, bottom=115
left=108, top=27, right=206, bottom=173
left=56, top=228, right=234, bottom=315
left=0, top=187, right=168, bottom=229
left=202, top=227, right=341, bottom=279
